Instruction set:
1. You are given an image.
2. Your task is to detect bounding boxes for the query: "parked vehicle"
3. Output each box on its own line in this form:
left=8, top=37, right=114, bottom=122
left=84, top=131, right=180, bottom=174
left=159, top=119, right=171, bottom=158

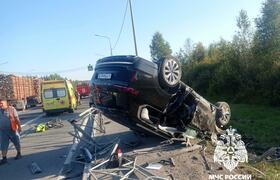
left=41, top=80, right=77, bottom=115
left=26, top=96, right=39, bottom=108
left=0, top=74, right=42, bottom=110
left=76, top=82, right=90, bottom=99
left=9, top=99, right=26, bottom=111
left=91, top=55, right=231, bottom=139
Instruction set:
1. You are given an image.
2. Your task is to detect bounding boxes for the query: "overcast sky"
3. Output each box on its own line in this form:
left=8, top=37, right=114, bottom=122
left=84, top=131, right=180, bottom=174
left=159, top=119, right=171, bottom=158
left=0, top=0, right=263, bottom=80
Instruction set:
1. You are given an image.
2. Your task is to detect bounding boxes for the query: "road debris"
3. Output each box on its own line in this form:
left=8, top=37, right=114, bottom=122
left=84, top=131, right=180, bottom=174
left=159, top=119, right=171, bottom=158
left=167, top=173, right=175, bottom=180
left=29, top=162, right=42, bottom=174
left=60, top=108, right=97, bottom=175
left=252, top=147, right=280, bottom=163
left=200, top=145, right=211, bottom=171
left=60, top=108, right=244, bottom=180
left=46, top=118, right=64, bottom=129
left=62, top=109, right=168, bottom=180
left=35, top=123, right=46, bottom=132
left=159, top=158, right=175, bottom=167
left=145, top=163, right=163, bottom=170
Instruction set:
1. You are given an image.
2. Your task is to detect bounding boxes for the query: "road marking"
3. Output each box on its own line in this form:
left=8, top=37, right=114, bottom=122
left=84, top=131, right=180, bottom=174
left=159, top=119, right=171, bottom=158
left=21, top=113, right=45, bottom=127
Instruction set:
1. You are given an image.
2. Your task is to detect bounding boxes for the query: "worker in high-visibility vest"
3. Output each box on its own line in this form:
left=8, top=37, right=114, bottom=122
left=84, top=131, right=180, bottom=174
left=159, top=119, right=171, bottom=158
left=0, top=99, right=22, bottom=165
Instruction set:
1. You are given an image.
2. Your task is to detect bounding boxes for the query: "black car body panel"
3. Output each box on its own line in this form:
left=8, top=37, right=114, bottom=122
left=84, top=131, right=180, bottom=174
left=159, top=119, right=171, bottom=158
left=91, top=55, right=230, bottom=138
left=91, top=56, right=171, bottom=113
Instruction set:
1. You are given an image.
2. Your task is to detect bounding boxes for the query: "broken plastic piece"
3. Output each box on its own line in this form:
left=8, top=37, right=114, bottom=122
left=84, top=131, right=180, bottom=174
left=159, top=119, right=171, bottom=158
left=145, top=163, right=162, bottom=170
left=29, top=162, right=42, bottom=174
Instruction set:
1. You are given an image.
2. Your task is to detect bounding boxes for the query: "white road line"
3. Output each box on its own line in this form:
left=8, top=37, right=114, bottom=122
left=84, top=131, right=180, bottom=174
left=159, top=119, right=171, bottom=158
left=21, top=113, right=45, bottom=127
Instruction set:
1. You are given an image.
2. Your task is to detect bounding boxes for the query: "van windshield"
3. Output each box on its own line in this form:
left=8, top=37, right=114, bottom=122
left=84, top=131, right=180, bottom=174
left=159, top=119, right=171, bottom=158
left=44, top=88, right=66, bottom=99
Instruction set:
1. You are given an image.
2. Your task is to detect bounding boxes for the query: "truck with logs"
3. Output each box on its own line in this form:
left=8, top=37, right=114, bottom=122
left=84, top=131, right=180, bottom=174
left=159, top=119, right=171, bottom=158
left=0, top=74, right=42, bottom=110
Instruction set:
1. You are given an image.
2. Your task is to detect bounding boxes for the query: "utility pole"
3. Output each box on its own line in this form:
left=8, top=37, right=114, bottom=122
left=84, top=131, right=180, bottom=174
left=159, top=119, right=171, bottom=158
left=129, top=0, right=138, bottom=56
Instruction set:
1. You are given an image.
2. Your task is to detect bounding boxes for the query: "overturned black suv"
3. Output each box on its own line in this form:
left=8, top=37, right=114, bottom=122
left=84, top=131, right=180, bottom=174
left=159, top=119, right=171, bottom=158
left=90, top=55, right=230, bottom=140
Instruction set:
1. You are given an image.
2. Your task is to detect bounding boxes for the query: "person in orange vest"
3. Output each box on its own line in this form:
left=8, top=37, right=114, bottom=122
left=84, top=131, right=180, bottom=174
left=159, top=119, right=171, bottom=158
left=0, top=99, right=22, bottom=165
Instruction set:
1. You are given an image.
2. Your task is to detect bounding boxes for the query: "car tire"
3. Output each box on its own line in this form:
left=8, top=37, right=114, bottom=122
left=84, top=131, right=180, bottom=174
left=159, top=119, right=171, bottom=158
left=158, top=57, right=182, bottom=91
left=215, top=102, right=231, bottom=128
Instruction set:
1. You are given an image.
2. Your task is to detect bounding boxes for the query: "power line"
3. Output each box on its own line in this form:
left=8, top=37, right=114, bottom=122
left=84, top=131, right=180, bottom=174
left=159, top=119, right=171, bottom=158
left=113, top=0, right=129, bottom=49
left=0, top=61, right=8, bottom=66
left=0, top=66, right=87, bottom=76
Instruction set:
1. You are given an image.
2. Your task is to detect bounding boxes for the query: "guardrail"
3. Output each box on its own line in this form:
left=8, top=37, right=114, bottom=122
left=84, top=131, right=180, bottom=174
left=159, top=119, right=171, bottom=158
left=57, top=107, right=98, bottom=179
left=58, top=107, right=168, bottom=180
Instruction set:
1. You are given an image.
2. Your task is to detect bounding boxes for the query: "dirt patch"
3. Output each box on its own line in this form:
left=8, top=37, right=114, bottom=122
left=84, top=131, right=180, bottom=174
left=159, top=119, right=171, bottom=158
left=128, top=142, right=243, bottom=180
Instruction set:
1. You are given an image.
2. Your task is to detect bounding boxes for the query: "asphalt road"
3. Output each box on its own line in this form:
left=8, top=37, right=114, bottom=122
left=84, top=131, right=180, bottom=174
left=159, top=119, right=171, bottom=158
left=0, top=98, right=91, bottom=180
left=0, top=98, right=230, bottom=180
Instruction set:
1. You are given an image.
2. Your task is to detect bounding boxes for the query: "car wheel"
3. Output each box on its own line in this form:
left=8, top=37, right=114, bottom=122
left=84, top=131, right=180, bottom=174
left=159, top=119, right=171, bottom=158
left=215, top=102, right=231, bottom=128
left=159, top=57, right=182, bottom=89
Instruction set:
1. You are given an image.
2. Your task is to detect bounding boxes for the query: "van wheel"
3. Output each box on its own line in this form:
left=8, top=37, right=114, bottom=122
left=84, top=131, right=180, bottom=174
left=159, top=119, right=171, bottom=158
left=69, top=108, right=74, bottom=113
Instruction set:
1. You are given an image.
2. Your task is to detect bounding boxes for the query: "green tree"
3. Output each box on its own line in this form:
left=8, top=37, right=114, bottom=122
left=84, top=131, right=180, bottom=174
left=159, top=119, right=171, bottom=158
left=253, top=0, right=280, bottom=104
left=191, top=42, right=205, bottom=63
left=43, top=73, right=65, bottom=80
left=175, top=38, right=193, bottom=64
left=233, top=10, right=253, bottom=53
left=254, top=0, right=280, bottom=60
left=150, top=32, right=172, bottom=62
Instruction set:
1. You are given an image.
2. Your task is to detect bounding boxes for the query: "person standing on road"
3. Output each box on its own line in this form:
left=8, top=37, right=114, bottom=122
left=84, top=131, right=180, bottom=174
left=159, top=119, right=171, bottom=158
left=0, top=99, right=22, bottom=165
left=75, top=90, right=81, bottom=105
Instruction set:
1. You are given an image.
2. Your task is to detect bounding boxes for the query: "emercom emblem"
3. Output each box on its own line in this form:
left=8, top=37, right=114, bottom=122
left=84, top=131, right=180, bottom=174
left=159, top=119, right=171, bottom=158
left=214, top=127, right=248, bottom=172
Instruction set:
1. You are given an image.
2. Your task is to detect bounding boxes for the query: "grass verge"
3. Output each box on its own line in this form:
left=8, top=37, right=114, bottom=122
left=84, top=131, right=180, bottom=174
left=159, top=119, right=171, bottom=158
left=228, top=103, right=280, bottom=179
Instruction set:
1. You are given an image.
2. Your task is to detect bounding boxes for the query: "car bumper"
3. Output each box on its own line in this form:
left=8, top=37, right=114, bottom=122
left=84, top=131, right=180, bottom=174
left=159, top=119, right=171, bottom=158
left=44, top=108, right=70, bottom=114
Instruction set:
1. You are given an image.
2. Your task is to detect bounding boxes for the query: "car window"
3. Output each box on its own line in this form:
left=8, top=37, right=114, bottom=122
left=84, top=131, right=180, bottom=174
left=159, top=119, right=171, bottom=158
left=56, top=88, right=66, bottom=97
left=44, top=89, right=53, bottom=99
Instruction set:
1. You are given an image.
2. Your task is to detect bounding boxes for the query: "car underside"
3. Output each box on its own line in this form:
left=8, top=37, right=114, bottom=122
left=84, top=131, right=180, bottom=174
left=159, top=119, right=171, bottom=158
left=90, top=55, right=231, bottom=141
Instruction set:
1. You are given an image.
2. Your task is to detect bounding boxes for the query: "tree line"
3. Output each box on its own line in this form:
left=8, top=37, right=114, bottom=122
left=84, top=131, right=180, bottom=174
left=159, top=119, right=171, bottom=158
left=150, top=0, right=280, bottom=105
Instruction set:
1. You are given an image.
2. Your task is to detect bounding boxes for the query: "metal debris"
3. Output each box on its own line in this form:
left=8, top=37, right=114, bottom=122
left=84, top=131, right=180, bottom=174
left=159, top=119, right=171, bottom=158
left=159, top=158, right=175, bottom=167
left=29, top=162, right=42, bottom=174
left=200, top=145, right=211, bottom=171
left=253, top=147, right=280, bottom=163
left=145, top=163, right=163, bottom=170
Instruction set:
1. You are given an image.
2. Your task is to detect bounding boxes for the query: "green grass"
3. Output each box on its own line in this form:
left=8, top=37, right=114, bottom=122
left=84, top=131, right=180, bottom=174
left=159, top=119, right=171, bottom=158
left=255, top=161, right=280, bottom=180
left=227, top=104, right=280, bottom=179
left=205, top=98, right=280, bottom=179
left=229, top=104, right=280, bottom=151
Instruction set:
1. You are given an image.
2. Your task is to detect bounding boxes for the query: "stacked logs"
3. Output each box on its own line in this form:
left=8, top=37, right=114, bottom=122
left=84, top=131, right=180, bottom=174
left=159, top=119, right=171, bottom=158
left=0, top=74, right=42, bottom=101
